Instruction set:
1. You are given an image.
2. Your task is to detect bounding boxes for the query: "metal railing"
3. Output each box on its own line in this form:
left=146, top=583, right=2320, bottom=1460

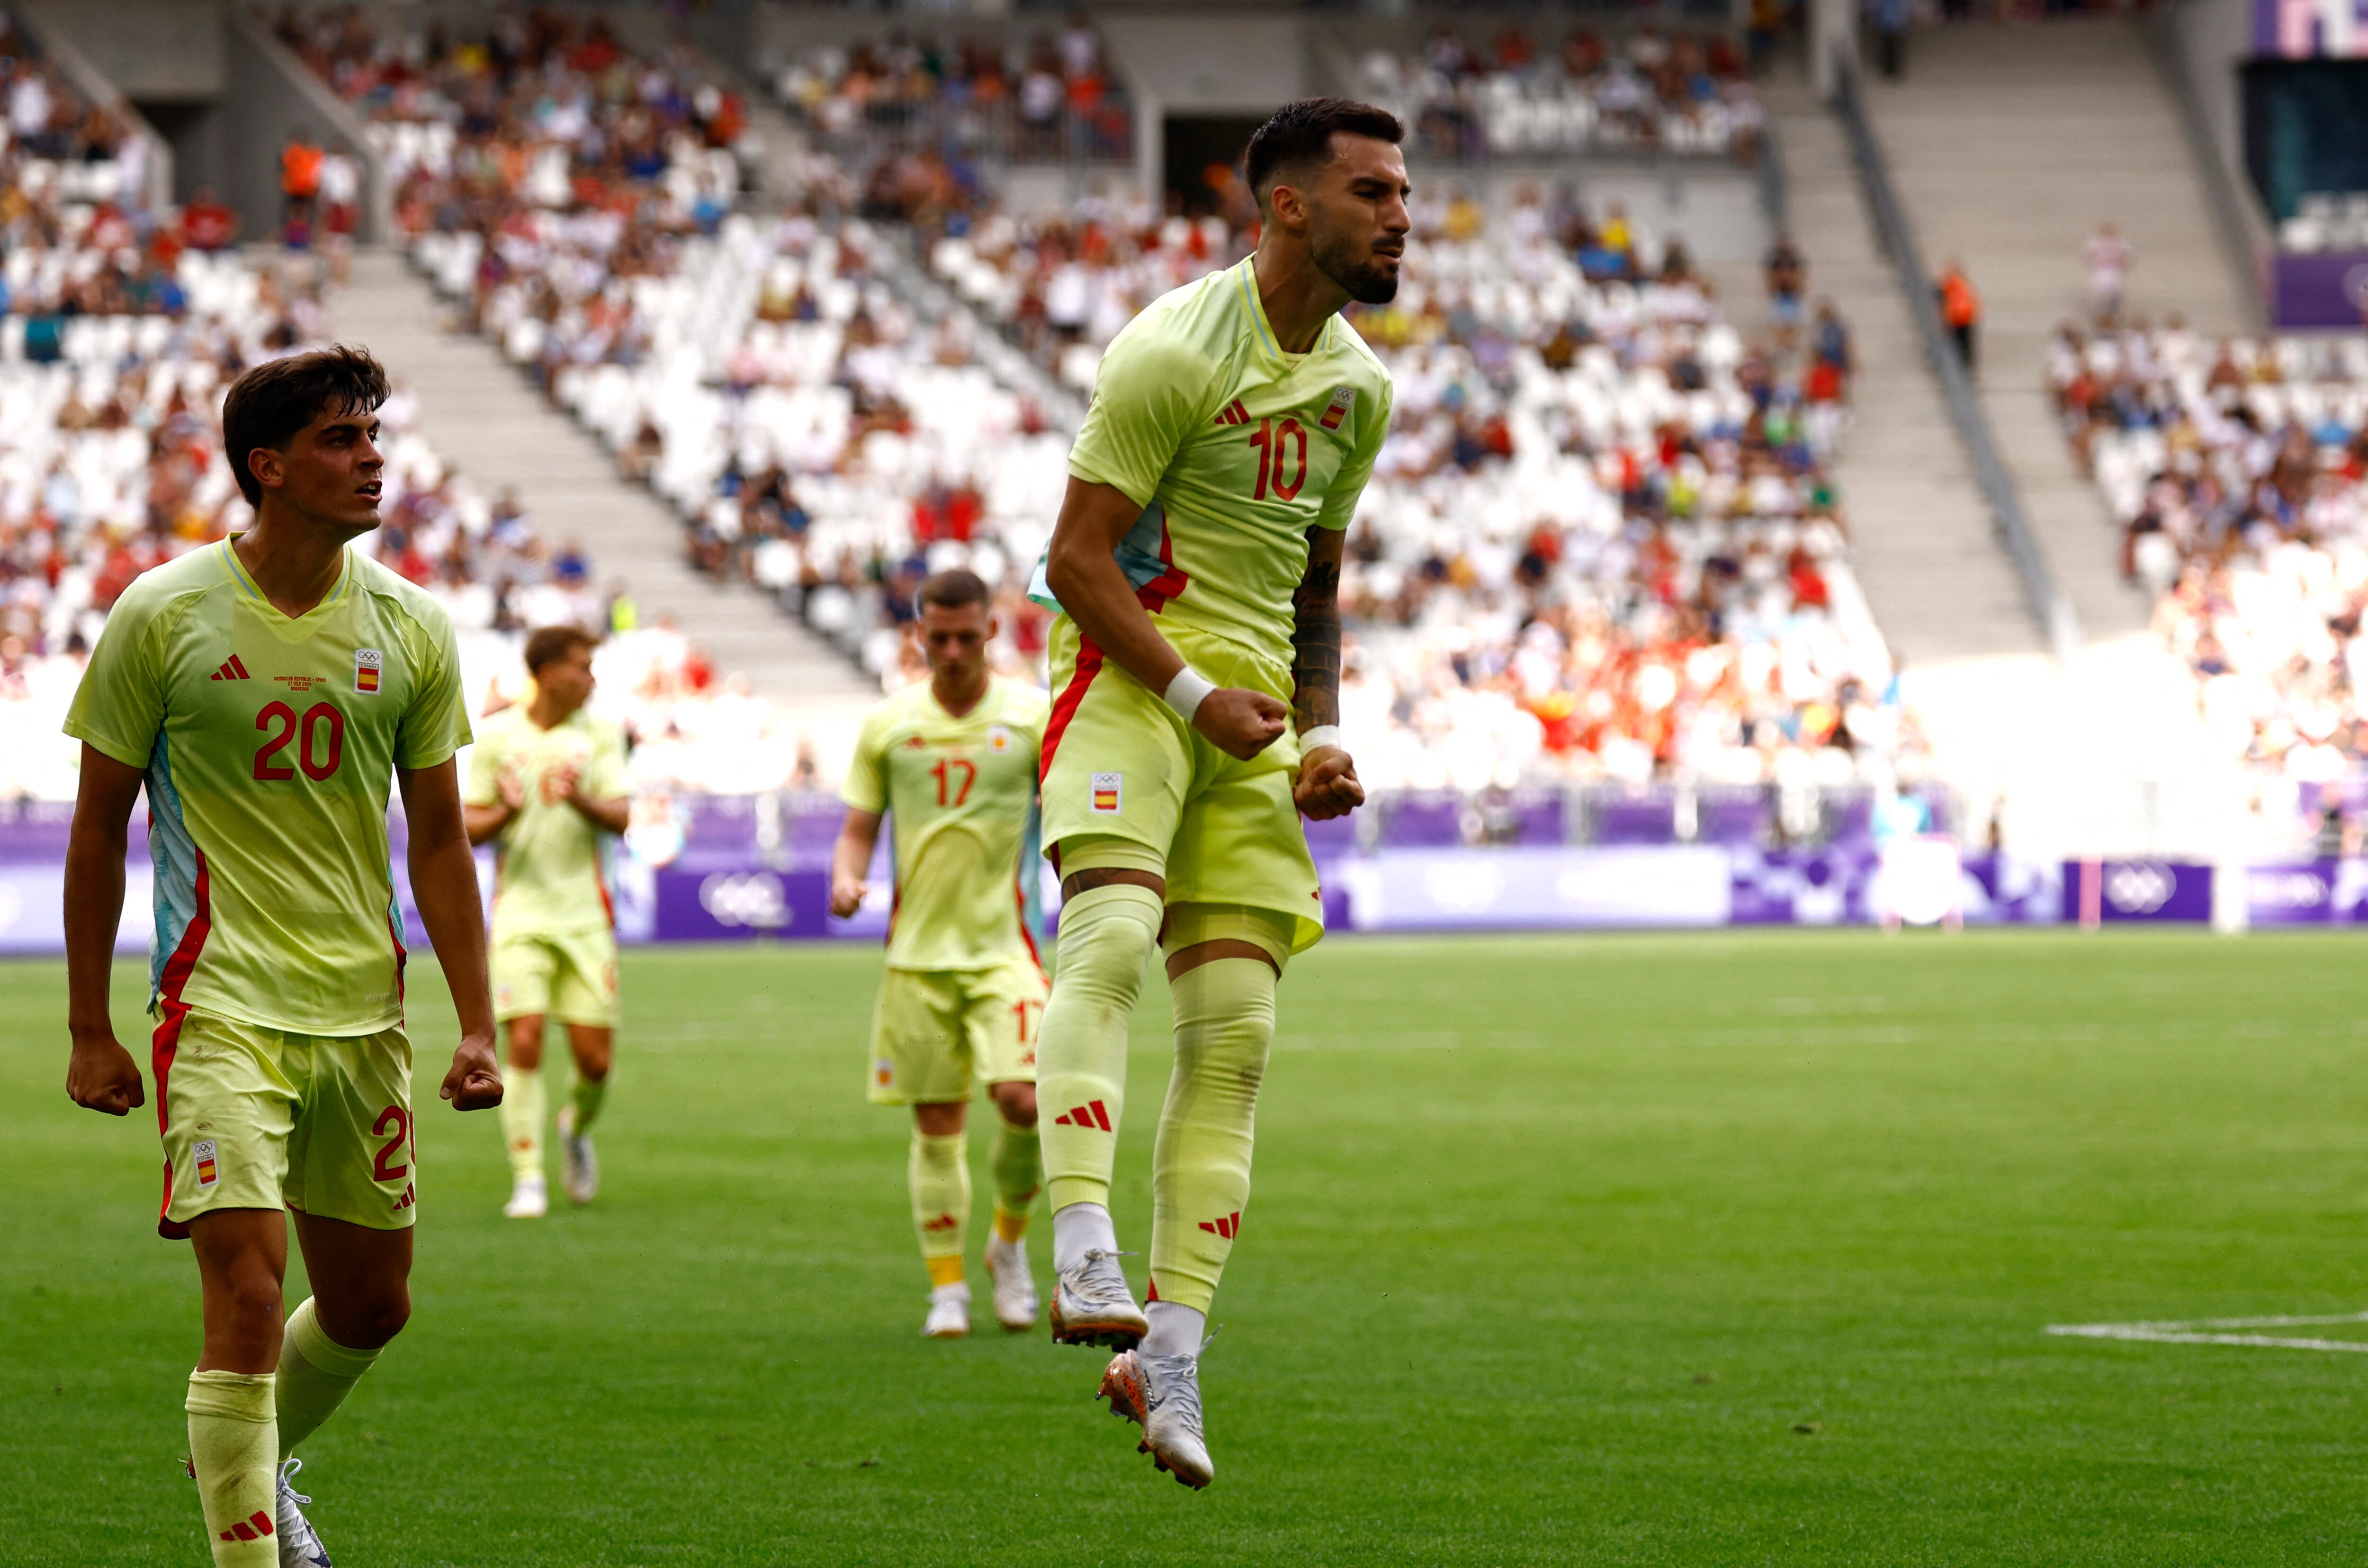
left=1829, top=49, right=2079, bottom=665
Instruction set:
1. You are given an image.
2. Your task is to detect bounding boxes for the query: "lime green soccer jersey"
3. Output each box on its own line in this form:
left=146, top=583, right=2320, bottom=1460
left=843, top=677, right=1051, bottom=972
left=1030, top=256, right=1395, bottom=668
left=465, top=705, right=631, bottom=938
left=64, top=540, right=472, bottom=1035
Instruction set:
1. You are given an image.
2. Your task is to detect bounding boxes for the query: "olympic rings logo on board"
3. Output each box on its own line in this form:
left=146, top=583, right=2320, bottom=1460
left=699, top=872, right=790, bottom=929
left=2102, top=862, right=2173, bottom=915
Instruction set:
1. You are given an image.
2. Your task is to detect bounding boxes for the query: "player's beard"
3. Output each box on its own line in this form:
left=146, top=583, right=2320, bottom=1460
left=1311, top=219, right=1399, bottom=305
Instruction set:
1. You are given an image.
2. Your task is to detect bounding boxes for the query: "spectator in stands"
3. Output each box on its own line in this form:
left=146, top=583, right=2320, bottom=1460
left=1937, top=260, right=1981, bottom=371
left=1765, top=233, right=1806, bottom=342
left=2082, top=219, right=2131, bottom=326
left=1870, top=0, right=1911, bottom=79
left=180, top=185, right=240, bottom=252
left=279, top=130, right=323, bottom=247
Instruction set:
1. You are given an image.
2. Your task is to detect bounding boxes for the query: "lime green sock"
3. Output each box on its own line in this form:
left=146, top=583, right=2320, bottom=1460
left=186, top=1370, right=277, bottom=1566
left=911, top=1129, right=970, bottom=1284
left=500, top=1065, right=545, bottom=1180
left=275, top=1297, right=380, bottom=1456
left=1039, top=878, right=1162, bottom=1212
left=1149, top=951, right=1278, bottom=1313
left=990, top=1115, right=1042, bottom=1237
left=570, top=1072, right=608, bottom=1136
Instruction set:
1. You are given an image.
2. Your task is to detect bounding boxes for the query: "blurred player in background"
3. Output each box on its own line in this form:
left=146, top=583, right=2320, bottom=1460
left=465, top=625, right=632, bottom=1219
left=61, top=346, right=499, bottom=1568
left=1030, top=98, right=1402, bottom=1488
left=830, top=569, right=1052, bottom=1338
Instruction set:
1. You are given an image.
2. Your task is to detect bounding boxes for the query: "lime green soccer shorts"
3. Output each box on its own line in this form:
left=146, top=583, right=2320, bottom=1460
left=153, top=1009, right=417, bottom=1238
left=1039, top=616, right=1325, bottom=955
left=867, top=955, right=1048, bottom=1105
left=492, top=927, right=620, bottom=1028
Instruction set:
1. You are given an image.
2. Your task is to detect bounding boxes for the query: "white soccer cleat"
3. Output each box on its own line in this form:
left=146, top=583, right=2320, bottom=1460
left=556, top=1106, right=598, bottom=1206
left=1098, top=1347, right=1215, bottom=1489
left=1049, top=1248, right=1146, bottom=1348
left=503, top=1174, right=548, bottom=1219
left=922, top=1283, right=971, bottom=1339
left=275, top=1457, right=332, bottom=1566
left=983, top=1236, right=1040, bottom=1332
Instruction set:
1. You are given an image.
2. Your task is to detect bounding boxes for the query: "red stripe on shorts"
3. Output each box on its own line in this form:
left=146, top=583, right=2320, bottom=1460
left=1039, top=636, right=1105, bottom=786
left=152, top=854, right=213, bottom=1241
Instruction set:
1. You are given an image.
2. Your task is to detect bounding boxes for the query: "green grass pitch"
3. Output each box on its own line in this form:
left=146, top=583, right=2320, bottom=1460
left=6, top=930, right=2368, bottom=1565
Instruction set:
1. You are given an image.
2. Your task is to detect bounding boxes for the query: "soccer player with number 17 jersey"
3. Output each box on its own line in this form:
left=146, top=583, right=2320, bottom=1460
left=832, top=569, right=1052, bottom=1339
left=1031, top=99, right=1407, bottom=1488
left=62, top=348, right=500, bottom=1567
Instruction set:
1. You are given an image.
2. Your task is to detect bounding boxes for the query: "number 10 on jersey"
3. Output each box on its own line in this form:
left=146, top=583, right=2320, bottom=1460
left=1248, top=417, right=1307, bottom=502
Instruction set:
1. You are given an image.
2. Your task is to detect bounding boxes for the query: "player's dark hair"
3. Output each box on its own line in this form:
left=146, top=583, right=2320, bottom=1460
left=1243, top=98, right=1402, bottom=216
left=222, top=345, right=390, bottom=509
left=915, top=567, right=991, bottom=615
left=523, top=624, right=600, bottom=674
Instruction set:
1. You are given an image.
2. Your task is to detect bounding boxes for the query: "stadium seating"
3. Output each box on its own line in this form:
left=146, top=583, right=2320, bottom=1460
left=767, top=21, right=1132, bottom=167
left=2054, top=323, right=2368, bottom=787
left=1350, top=24, right=1765, bottom=163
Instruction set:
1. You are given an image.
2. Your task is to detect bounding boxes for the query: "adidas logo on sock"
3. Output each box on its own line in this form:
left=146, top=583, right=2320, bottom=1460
left=1053, top=1100, right=1112, bottom=1131
left=921, top=1211, right=960, bottom=1233
left=220, top=1509, right=275, bottom=1542
left=208, top=655, right=252, bottom=681
left=1197, top=1211, right=1242, bottom=1239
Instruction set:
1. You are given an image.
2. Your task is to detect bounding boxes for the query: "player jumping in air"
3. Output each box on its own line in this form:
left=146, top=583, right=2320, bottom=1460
left=465, top=625, right=633, bottom=1219
left=830, top=569, right=1052, bottom=1339
left=1030, top=98, right=1404, bottom=1488
left=61, top=346, right=500, bottom=1567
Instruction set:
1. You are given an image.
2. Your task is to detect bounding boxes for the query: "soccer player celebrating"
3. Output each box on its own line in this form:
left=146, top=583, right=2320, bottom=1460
left=60, top=346, right=499, bottom=1566
left=829, top=569, right=1052, bottom=1338
left=464, top=625, right=632, bottom=1219
left=1030, top=99, right=1404, bottom=1488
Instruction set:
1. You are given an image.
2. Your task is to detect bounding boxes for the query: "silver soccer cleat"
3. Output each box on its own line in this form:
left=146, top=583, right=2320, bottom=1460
left=984, top=1236, right=1039, bottom=1332
left=1098, top=1348, right=1215, bottom=1489
left=275, top=1457, right=332, bottom=1567
left=1048, top=1249, right=1146, bottom=1349
left=503, top=1174, right=548, bottom=1219
left=556, top=1106, right=599, bottom=1206
left=922, top=1283, right=971, bottom=1338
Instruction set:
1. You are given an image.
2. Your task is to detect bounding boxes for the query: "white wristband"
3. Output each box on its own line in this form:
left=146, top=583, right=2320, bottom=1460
left=1301, top=725, right=1344, bottom=753
left=1162, top=666, right=1217, bottom=723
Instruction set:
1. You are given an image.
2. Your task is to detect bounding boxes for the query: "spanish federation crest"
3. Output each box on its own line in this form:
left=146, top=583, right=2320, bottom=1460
left=1320, top=384, right=1356, bottom=431
left=987, top=725, right=1013, bottom=753
left=354, top=647, right=384, bottom=695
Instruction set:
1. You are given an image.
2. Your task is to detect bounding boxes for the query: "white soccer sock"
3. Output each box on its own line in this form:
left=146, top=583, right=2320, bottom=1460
left=1052, top=1201, right=1119, bottom=1273
left=1143, top=1301, right=1207, bottom=1358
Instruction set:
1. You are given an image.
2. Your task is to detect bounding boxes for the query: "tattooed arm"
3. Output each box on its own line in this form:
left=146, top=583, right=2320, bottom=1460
left=1290, top=525, right=1364, bottom=821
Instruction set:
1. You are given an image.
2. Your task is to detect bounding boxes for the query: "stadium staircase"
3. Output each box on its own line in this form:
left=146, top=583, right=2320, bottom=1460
left=328, top=249, right=876, bottom=711
left=1863, top=21, right=2253, bottom=644
left=1756, top=43, right=2253, bottom=859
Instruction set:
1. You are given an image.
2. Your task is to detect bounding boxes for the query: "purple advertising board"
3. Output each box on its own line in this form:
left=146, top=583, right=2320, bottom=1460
left=2245, top=859, right=2368, bottom=924
left=2059, top=860, right=2216, bottom=924
left=2270, top=250, right=2368, bottom=329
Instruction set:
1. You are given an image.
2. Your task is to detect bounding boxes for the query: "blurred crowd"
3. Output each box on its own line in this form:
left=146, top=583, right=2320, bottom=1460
left=2055, top=323, right=2368, bottom=785
left=769, top=18, right=1130, bottom=165
left=262, top=8, right=1909, bottom=797
left=1353, top=24, right=1765, bottom=163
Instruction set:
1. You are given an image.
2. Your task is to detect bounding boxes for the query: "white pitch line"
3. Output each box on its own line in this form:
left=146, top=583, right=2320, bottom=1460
left=2047, top=1310, right=2368, bottom=1354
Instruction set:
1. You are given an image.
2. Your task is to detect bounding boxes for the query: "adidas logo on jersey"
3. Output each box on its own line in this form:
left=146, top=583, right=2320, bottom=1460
left=208, top=655, right=251, bottom=681
left=1197, top=1211, right=1243, bottom=1239
left=1212, top=398, right=1251, bottom=427
left=1054, top=1099, right=1112, bottom=1131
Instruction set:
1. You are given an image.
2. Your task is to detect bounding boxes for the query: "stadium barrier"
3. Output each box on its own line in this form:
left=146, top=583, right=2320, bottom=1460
left=0, top=798, right=2334, bottom=952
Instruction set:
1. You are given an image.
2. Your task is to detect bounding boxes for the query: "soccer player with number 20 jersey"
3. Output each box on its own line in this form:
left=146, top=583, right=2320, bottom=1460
left=62, top=347, right=500, bottom=1567
left=1031, top=99, right=1406, bottom=1488
left=833, top=569, right=1052, bottom=1338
